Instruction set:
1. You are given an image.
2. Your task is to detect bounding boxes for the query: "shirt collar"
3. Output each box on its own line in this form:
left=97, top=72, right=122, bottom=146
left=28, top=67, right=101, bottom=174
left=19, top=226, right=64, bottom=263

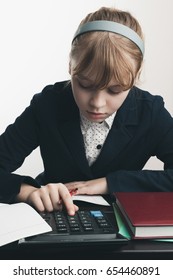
left=105, top=112, right=116, bottom=128
left=80, top=112, right=116, bottom=130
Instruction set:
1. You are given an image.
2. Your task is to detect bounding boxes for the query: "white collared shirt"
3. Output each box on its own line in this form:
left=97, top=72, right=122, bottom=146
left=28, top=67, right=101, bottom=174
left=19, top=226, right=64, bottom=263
left=80, top=112, right=116, bottom=166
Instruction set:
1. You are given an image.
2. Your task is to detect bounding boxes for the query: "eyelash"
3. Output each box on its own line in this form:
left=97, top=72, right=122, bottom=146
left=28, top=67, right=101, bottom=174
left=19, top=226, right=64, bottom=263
left=78, top=82, right=93, bottom=90
left=107, top=89, right=122, bottom=95
left=78, top=81, right=122, bottom=94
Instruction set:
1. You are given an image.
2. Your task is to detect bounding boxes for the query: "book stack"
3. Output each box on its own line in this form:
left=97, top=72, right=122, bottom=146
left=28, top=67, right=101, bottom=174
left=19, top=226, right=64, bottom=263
left=114, top=192, right=173, bottom=239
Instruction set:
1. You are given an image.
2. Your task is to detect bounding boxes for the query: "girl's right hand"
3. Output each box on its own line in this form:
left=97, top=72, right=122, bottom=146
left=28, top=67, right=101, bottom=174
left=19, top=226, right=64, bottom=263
left=17, top=183, right=78, bottom=215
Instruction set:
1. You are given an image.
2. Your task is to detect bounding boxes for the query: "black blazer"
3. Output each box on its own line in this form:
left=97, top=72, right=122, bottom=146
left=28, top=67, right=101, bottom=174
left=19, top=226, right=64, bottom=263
left=1, top=81, right=173, bottom=202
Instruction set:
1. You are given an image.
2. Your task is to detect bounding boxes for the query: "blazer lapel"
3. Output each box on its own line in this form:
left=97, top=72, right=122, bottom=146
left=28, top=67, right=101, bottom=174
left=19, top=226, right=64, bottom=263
left=91, top=87, right=139, bottom=173
left=58, top=117, right=93, bottom=179
left=90, top=120, right=132, bottom=173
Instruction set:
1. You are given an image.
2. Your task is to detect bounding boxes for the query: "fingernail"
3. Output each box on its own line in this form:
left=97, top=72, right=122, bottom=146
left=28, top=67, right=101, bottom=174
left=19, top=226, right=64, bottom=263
left=69, top=188, right=78, bottom=196
left=69, top=210, right=75, bottom=216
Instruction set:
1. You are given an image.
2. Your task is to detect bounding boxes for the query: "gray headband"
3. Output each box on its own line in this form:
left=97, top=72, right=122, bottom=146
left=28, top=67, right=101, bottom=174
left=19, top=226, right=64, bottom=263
left=72, top=20, right=144, bottom=55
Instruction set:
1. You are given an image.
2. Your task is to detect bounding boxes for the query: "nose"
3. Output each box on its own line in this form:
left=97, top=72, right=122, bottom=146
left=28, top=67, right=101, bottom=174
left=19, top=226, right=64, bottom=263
left=89, top=90, right=106, bottom=109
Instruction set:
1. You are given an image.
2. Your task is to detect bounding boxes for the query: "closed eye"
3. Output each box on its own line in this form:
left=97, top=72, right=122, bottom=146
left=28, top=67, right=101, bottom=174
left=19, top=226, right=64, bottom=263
left=78, top=81, right=95, bottom=90
left=107, top=87, right=123, bottom=95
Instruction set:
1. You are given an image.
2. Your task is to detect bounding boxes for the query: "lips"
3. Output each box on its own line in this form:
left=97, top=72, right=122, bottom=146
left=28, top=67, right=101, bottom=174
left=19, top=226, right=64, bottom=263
left=86, top=111, right=107, bottom=120
left=87, top=111, right=105, bottom=116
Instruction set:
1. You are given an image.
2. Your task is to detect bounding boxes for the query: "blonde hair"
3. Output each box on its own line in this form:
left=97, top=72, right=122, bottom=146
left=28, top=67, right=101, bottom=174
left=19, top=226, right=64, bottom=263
left=70, top=7, right=144, bottom=90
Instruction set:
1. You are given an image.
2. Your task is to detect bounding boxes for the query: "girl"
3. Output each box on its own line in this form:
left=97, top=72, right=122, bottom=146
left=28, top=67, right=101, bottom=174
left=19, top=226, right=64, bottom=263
left=0, top=7, right=173, bottom=215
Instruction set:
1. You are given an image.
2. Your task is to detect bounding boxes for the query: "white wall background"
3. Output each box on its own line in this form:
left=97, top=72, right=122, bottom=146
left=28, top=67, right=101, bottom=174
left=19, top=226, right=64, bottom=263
left=0, top=0, right=173, bottom=177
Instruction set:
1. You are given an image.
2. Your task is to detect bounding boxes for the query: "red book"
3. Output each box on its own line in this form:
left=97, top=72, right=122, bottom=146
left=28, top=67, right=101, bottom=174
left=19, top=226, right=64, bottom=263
left=114, top=192, right=173, bottom=239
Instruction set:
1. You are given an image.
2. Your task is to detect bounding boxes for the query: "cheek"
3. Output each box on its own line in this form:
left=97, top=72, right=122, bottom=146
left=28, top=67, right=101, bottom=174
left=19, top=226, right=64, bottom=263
left=73, top=90, right=88, bottom=109
left=109, top=94, right=128, bottom=111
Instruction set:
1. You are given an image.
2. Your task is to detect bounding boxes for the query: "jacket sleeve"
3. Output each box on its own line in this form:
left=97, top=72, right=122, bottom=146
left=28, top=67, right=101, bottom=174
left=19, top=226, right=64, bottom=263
left=0, top=96, right=41, bottom=203
left=106, top=97, right=173, bottom=192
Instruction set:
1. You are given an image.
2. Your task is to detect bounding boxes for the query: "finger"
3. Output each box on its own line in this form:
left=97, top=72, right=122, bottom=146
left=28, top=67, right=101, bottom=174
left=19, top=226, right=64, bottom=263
left=74, top=204, right=79, bottom=212
left=58, top=184, right=78, bottom=215
left=49, top=184, right=78, bottom=213
left=28, top=191, right=45, bottom=212
left=48, top=186, right=63, bottom=211
left=38, top=187, right=55, bottom=212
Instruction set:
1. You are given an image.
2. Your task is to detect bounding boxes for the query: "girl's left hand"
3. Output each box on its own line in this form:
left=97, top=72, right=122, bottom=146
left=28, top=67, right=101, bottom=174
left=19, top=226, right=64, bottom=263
left=65, top=177, right=108, bottom=195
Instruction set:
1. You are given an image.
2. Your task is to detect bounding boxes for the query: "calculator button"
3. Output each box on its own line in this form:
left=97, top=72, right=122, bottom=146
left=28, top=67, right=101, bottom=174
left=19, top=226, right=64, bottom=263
left=83, top=227, right=94, bottom=231
left=71, top=227, right=81, bottom=232
left=57, top=228, right=68, bottom=233
left=90, top=210, right=103, bottom=217
left=56, top=224, right=67, bottom=228
left=98, top=223, right=110, bottom=228
left=69, top=223, right=79, bottom=228
left=82, top=223, right=92, bottom=227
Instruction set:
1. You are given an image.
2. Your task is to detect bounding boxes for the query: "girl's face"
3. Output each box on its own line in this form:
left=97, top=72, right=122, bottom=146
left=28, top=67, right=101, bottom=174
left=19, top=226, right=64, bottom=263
left=70, top=73, right=129, bottom=123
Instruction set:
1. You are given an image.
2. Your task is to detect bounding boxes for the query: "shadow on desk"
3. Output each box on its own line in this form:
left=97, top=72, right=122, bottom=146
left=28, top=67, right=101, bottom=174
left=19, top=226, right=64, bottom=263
left=1, top=240, right=173, bottom=260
